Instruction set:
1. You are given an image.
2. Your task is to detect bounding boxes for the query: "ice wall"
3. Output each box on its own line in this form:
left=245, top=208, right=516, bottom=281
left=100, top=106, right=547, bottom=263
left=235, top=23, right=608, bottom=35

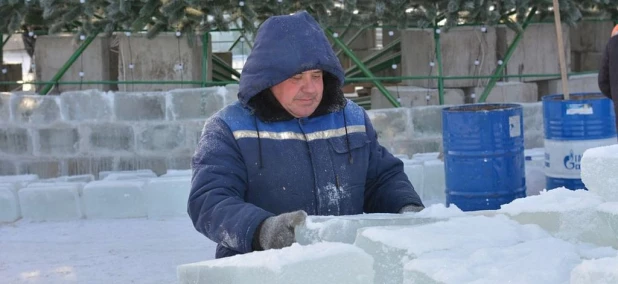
left=0, top=86, right=545, bottom=180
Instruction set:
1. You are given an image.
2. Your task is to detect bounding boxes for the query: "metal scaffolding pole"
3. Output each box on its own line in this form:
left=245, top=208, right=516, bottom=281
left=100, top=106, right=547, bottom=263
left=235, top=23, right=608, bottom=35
left=212, top=54, right=241, bottom=78
left=202, top=32, right=209, bottom=87
left=434, top=25, right=445, bottom=105
left=39, top=33, right=98, bottom=95
left=325, top=27, right=400, bottom=108
left=347, top=53, right=401, bottom=79
left=0, top=33, right=7, bottom=64
left=334, top=24, right=374, bottom=57
left=478, top=7, right=538, bottom=103
left=345, top=38, right=400, bottom=77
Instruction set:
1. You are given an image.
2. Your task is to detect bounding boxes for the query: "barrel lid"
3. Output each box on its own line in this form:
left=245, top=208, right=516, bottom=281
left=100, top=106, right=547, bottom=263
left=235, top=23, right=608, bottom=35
left=542, top=92, right=608, bottom=102
left=443, top=103, right=522, bottom=113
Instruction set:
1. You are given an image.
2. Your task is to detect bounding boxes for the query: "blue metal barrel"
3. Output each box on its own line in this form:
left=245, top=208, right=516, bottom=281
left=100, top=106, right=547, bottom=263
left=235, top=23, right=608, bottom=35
left=542, top=93, right=617, bottom=190
left=442, top=103, right=526, bottom=211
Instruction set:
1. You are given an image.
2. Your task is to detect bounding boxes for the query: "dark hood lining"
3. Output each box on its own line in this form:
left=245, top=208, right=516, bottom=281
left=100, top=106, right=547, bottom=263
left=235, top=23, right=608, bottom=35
left=246, top=72, right=347, bottom=122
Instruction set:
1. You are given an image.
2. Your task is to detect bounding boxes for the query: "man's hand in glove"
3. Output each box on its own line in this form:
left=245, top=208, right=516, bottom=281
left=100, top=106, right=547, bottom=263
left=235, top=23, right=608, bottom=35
left=253, top=210, right=307, bottom=251
left=399, top=204, right=425, bottom=213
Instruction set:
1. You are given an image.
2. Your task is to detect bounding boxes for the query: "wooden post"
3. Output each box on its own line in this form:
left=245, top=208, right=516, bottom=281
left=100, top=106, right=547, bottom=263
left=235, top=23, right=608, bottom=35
left=552, top=0, right=570, bottom=100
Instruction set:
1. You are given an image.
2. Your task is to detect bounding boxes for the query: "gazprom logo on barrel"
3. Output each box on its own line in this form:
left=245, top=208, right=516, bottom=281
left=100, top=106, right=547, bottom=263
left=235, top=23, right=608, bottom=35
left=563, top=150, right=582, bottom=170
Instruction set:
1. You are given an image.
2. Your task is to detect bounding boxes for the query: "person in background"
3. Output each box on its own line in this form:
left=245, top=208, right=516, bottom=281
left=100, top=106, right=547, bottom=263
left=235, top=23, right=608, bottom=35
left=598, top=24, right=618, bottom=134
left=188, top=11, right=424, bottom=259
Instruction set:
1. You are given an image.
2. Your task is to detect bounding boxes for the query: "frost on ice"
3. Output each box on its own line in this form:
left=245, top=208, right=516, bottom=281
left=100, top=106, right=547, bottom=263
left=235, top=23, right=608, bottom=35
left=2, top=144, right=618, bottom=284
left=178, top=144, right=618, bottom=284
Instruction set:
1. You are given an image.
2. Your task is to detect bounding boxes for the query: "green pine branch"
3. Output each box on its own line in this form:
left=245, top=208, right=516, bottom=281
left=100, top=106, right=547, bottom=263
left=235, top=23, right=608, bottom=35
left=2, top=0, right=618, bottom=43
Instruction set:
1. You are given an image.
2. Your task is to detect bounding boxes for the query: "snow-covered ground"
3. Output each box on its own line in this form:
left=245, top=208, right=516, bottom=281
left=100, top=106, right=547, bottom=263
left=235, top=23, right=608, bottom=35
left=0, top=217, right=216, bottom=284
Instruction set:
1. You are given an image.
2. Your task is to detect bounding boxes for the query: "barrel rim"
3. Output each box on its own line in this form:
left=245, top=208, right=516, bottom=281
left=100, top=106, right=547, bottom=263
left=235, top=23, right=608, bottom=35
left=442, top=103, right=522, bottom=113
left=541, top=92, right=608, bottom=102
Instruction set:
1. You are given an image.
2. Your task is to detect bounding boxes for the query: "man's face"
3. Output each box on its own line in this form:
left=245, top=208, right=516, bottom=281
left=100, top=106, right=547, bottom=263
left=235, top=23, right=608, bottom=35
left=271, top=69, right=324, bottom=118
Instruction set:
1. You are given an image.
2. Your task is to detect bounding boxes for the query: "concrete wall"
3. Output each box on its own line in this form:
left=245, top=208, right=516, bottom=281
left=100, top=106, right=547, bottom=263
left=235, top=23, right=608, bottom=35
left=117, top=33, right=212, bottom=92
left=34, top=34, right=113, bottom=93
left=32, top=33, right=213, bottom=94
left=0, top=63, right=22, bottom=92
left=570, top=20, right=614, bottom=72
left=401, top=26, right=498, bottom=88
left=381, top=29, right=400, bottom=48
left=465, top=82, right=538, bottom=103
left=331, top=28, right=376, bottom=50
left=331, top=28, right=376, bottom=73
left=371, top=86, right=465, bottom=109
left=397, top=23, right=596, bottom=98
left=372, top=73, right=603, bottom=108
left=496, top=23, right=571, bottom=82
left=0, top=86, right=237, bottom=179
left=537, top=74, right=601, bottom=98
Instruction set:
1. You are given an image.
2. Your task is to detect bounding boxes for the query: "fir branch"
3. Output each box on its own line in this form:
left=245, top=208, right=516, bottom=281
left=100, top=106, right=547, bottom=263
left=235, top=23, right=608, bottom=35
left=119, top=0, right=130, bottom=15
left=2, top=0, right=618, bottom=40
left=8, top=12, right=22, bottom=33
left=146, top=21, right=166, bottom=38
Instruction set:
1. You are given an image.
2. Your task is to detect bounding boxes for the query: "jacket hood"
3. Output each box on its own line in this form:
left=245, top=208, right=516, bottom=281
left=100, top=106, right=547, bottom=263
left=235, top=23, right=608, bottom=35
left=238, top=11, right=345, bottom=107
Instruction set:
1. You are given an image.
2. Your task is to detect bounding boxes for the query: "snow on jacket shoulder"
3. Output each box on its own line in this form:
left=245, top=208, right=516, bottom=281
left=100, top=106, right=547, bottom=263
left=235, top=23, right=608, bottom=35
left=188, top=11, right=423, bottom=259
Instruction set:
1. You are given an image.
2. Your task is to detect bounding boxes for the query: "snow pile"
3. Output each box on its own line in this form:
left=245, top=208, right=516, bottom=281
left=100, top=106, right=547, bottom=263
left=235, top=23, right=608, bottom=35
left=571, top=256, right=618, bottom=284
left=179, top=144, right=618, bottom=284
left=497, top=187, right=617, bottom=247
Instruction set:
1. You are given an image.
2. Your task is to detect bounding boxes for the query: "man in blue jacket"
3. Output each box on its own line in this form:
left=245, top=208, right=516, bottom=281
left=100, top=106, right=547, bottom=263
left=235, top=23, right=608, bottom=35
left=189, top=11, right=424, bottom=259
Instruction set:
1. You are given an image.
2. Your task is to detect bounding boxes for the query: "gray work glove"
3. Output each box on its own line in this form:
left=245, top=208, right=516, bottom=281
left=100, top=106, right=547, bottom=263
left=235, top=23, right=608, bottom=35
left=254, top=210, right=307, bottom=251
left=399, top=204, right=425, bottom=213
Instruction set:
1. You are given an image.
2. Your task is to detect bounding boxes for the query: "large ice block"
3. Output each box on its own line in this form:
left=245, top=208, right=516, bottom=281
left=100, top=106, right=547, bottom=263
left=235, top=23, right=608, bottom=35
left=404, top=237, right=581, bottom=284
left=575, top=242, right=618, bottom=260
left=581, top=144, right=618, bottom=202
left=295, top=204, right=465, bottom=245
left=103, top=172, right=157, bottom=181
left=161, top=169, right=192, bottom=177
left=422, top=160, right=445, bottom=204
left=354, top=215, right=549, bottom=284
left=145, top=176, right=191, bottom=218
left=98, top=169, right=156, bottom=180
left=0, top=174, right=39, bottom=187
left=394, top=154, right=410, bottom=160
left=570, top=256, right=618, bottom=284
left=0, top=184, right=20, bottom=222
left=498, top=187, right=615, bottom=247
left=25, top=182, right=87, bottom=188
left=403, top=160, right=424, bottom=197
left=39, top=174, right=95, bottom=183
left=411, top=152, right=440, bottom=161
left=18, top=183, right=83, bottom=221
left=596, top=202, right=618, bottom=248
left=176, top=242, right=374, bottom=284
left=82, top=180, right=146, bottom=219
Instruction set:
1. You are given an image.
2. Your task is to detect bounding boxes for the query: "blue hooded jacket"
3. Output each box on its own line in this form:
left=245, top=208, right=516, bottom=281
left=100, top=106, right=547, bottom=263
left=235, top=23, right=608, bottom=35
left=189, top=11, right=423, bottom=259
